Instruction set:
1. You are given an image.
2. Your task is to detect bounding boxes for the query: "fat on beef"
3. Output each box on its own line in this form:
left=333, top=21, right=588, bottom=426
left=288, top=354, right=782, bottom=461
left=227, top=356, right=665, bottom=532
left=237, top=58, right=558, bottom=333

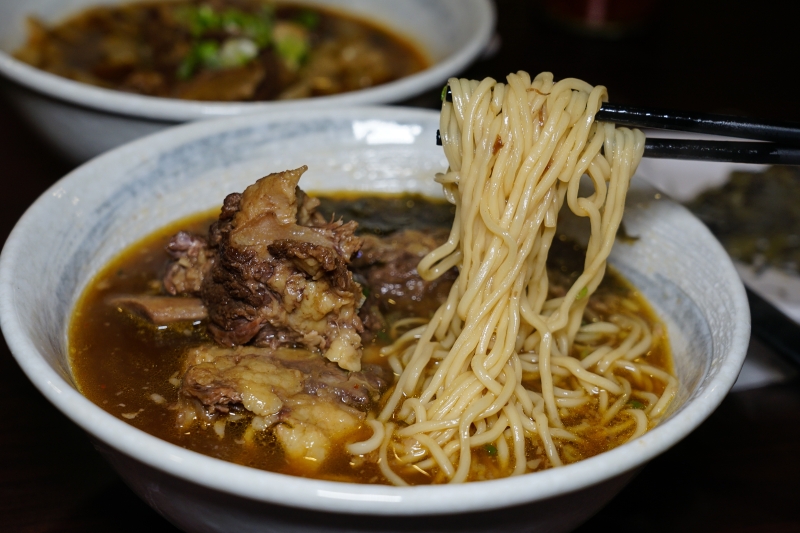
left=177, top=345, right=390, bottom=467
left=179, top=345, right=389, bottom=415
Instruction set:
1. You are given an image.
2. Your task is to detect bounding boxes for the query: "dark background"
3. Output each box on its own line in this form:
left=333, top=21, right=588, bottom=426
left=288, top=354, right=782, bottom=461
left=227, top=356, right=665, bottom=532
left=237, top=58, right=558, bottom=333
left=2, top=1, right=800, bottom=531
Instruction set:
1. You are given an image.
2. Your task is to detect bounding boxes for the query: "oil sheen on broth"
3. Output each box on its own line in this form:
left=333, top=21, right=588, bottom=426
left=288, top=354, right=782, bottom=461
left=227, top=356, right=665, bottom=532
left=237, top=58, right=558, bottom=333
left=69, top=194, right=672, bottom=484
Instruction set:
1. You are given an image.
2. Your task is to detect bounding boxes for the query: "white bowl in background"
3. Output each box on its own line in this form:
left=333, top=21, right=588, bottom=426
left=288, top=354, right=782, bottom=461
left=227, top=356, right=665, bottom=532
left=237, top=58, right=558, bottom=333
left=0, top=107, right=749, bottom=533
left=0, top=0, right=494, bottom=162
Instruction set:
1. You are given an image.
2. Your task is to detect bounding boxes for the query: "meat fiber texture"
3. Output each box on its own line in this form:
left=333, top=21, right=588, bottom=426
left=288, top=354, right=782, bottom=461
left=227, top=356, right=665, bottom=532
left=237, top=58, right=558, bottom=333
left=354, top=229, right=456, bottom=314
left=184, top=166, right=367, bottom=371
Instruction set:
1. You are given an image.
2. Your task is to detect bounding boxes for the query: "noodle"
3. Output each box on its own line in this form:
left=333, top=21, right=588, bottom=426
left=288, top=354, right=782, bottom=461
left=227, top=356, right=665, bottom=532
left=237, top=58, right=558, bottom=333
left=349, top=71, right=678, bottom=484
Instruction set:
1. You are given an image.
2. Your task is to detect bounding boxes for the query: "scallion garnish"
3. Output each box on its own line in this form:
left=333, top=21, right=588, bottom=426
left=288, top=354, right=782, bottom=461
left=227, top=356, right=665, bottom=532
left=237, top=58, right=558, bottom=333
left=176, top=40, right=220, bottom=79
left=274, top=23, right=310, bottom=70
left=295, top=10, right=320, bottom=29
left=628, top=400, right=645, bottom=410
left=174, top=4, right=276, bottom=79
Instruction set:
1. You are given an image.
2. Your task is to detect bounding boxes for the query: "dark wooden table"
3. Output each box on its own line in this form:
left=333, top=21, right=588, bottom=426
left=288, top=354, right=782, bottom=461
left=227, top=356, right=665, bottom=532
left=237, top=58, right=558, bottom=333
left=3, top=1, right=800, bottom=531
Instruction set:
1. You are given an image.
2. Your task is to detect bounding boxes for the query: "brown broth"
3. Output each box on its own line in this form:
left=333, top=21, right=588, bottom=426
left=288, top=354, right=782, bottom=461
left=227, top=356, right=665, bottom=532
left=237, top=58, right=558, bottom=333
left=15, top=1, right=428, bottom=101
left=69, top=194, right=673, bottom=483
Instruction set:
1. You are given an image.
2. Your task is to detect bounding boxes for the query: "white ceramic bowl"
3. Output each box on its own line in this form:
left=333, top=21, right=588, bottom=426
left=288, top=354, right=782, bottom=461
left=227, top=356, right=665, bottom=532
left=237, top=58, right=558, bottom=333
left=0, top=107, right=749, bottom=533
left=0, top=0, right=494, bottom=162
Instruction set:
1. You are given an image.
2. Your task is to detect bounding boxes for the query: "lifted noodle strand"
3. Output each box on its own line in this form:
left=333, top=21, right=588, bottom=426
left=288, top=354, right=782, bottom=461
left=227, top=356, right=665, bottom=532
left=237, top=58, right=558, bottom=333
left=349, top=72, right=675, bottom=484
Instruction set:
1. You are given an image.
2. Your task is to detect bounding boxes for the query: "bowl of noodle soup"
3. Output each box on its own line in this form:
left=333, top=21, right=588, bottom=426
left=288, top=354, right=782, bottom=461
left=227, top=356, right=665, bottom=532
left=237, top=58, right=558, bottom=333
left=0, top=0, right=494, bottom=162
left=0, top=76, right=749, bottom=532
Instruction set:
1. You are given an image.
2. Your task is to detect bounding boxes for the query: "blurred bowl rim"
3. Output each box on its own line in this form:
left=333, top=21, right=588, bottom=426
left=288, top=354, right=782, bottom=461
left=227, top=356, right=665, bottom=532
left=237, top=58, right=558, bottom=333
left=0, top=105, right=750, bottom=516
left=0, top=0, right=495, bottom=121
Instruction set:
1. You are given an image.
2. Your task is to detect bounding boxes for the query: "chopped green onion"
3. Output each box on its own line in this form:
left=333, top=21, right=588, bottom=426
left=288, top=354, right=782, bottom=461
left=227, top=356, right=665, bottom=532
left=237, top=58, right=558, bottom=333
left=628, top=400, right=645, bottom=410
left=274, top=23, right=309, bottom=70
left=362, top=286, right=371, bottom=298
left=484, top=444, right=498, bottom=456
left=576, top=287, right=588, bottom=300
left=295, top=10, right=320, bottom=29
left=220, top=9, right=246, bottom=32
left=176, top=54, right=197, bottom=80
left=197, top=5, right=218, bottom=25
left=221, top=9, right=272, bottom=47
left=218, top=38, right=259, bottom=68
left=177, top=4, right=222, bottom=36
left=245, top=18, right=272, bottom=47
left=176, top=5, right=273, bottom=48
left=376, top=330, right=391, bottom=343
left=176, top=40, right=220, bottom=80
left=196, top=40, right=220, bottom=62
left=440, top=84, right=448, bottom=102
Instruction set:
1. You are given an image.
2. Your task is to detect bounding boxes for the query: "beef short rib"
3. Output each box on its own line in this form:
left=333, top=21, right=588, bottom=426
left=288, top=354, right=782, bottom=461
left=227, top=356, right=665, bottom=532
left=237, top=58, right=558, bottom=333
left=200, top=166, right=366, bottom=371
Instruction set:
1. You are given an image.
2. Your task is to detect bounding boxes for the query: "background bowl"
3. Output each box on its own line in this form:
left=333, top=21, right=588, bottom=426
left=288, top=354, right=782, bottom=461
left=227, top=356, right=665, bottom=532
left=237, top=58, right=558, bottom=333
left=0, top=107, right=749, bottom=533
left=0, top=0, right=494, bottom=162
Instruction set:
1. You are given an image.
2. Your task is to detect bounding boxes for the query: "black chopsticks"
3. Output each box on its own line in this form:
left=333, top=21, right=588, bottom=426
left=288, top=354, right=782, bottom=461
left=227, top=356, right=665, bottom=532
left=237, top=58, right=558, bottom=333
left=643, top=139, right=800, bottom=164
left=438, top=85, right=800, bottom=164
left=595, top=104, right=800, bottom=145
left=598, top=104, right=800, bottom=164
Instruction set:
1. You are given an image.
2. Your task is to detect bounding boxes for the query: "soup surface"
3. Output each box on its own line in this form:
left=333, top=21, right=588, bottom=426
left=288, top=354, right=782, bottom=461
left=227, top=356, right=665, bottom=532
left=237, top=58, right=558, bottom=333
left=15, top=0, right=427, bottom=101
left=70, top=191, right=673, bottom=484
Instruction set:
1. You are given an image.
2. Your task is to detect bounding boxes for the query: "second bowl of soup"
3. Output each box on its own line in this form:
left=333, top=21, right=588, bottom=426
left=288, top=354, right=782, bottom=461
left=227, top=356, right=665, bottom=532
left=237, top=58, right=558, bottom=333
left=0, top=0, right=494, bottom=161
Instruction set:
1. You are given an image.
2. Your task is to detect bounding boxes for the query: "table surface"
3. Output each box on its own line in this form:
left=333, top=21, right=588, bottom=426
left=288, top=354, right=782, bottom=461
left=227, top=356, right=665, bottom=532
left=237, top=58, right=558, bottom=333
left=2, top=1, right=800, bottom=531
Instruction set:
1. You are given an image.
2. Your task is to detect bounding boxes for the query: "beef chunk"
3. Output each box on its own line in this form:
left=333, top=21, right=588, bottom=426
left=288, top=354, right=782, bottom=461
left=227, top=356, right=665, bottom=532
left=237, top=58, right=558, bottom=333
left=162, top=231, right=214, bottom=296
left=175, top=62, right=266, bottom=101
left=180, top=345, right=389, bottom=415
left=352, top=228, right=456, bottom=330
left=268, top=348, right=388, bottom=411
left=178, top=345, right=390, bottom=467
left=180, top=346, right=305, bottom=417
left=200, top=166, right=366, bottom=371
